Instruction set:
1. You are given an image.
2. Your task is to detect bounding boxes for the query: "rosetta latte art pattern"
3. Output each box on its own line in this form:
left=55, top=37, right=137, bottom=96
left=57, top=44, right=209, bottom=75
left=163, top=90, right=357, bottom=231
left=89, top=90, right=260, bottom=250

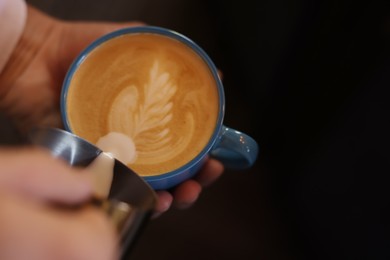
left=99, top=60, right=194, bottom=166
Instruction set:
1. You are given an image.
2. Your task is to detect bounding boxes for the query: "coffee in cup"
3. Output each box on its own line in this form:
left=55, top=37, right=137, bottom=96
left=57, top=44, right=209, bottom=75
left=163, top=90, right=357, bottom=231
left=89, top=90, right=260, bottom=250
left=65, top=31, right=219, bottom=176
left=62, top=26, right=258, bottom=190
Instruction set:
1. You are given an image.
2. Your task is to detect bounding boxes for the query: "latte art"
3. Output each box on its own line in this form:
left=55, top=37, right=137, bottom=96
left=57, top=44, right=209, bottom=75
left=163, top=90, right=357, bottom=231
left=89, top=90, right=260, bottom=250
left=66, top=33, right=219, bottom=176
left=103, top=60, right=181, bottom=165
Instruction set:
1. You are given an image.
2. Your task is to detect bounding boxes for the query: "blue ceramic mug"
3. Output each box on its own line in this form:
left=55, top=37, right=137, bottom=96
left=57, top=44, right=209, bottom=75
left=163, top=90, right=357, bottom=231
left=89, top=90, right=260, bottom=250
left=61, top=26, right=258, bottom=190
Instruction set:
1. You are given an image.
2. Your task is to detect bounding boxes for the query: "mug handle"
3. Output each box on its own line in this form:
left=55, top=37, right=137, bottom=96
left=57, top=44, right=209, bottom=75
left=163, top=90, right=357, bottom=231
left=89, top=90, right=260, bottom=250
left=210, top=126, right=259, bottom=169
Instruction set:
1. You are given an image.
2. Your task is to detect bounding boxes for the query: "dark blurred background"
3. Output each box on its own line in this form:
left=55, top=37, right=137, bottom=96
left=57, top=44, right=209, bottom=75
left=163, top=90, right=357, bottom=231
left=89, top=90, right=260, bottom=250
left=1, top=0, right=389, bottom=259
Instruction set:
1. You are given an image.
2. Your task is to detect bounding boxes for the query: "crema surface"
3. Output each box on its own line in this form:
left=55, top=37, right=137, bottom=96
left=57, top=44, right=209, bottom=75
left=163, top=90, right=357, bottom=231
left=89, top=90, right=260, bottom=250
left=66, top=33, right=219, bottom=176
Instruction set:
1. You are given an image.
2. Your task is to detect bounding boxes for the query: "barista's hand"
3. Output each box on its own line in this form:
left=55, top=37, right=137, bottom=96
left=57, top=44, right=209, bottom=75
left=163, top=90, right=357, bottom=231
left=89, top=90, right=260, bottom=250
left=153, top=157, right=224, bottom=218
left=0, top=148, right=118, bottom=260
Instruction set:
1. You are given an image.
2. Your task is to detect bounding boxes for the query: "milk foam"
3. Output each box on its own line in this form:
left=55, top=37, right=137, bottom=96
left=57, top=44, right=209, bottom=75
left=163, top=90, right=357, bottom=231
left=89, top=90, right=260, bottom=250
left=96, top=132, right=137, bottom=165
left=87, top=152, right=115, bottom=199
left=105, top=60, right=196, bottom=167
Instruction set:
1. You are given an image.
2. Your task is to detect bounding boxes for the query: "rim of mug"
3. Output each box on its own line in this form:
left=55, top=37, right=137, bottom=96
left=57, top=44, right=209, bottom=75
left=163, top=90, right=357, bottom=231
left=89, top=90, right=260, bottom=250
left=60, top=25, right=225, bottom=189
